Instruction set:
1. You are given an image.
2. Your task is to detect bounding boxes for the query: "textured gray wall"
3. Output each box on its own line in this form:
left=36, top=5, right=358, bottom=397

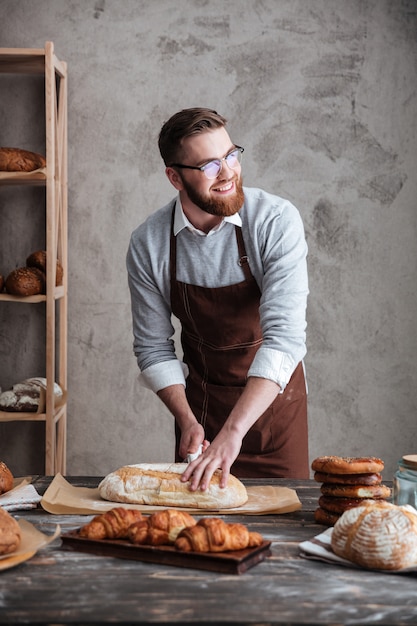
left=0, top=0, right=416, bottom=481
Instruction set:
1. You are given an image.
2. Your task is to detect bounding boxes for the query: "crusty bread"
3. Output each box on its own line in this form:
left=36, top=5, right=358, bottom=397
left=0, top=378, right=63, bottom=413
left=0, top=147, right=46, bottom=172
left=313, top=471, right=382, bottom=486
left=311, top=456, right=389, bottom=527
left=0, top=461, right=14, bottom=495
left=5, top=266, right=45, bottom=296
left=331, top=500, right=417, bottom=570
left=320, top=483, right=391, bottom=499
left=0, top=507, right=21, bottom=555
left=318, top=495, right=373, bottom=514
left=314, top=507, right=341, bottom=526
left=312, top=456, right=384, bottom=474
left=98, top=463, right=248, bottom=509
left=26, top=250, right=64, bottom=286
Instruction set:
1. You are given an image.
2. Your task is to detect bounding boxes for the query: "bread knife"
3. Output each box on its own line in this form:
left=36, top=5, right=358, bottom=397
left=185, top=444, right=203, bottom=463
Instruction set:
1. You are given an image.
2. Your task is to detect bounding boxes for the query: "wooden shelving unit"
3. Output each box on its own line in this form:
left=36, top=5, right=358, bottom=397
left=0, top=42, right=68, bottom=474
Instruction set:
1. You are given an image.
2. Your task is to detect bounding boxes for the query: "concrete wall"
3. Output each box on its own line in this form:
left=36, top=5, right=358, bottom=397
left=0, top=0, right=416, bottom=481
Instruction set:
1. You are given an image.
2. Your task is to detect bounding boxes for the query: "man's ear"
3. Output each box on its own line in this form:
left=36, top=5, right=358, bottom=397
left=165, top=167, right=184, bottom=191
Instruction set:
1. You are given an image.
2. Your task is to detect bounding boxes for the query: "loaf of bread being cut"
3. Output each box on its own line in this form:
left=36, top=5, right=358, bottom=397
left=98, top=463, right=248, bottom=509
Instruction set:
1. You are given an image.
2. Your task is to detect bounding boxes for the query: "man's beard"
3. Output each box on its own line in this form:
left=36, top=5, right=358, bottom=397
left=181, top=175, right=244, bottom=217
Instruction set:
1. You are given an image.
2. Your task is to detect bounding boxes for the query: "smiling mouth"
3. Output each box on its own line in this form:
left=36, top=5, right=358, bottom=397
left=212, top=180, right=235, bottom=193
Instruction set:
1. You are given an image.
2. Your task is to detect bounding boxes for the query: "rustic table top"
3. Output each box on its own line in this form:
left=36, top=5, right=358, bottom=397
left=1, top=476, right=416, bottom=626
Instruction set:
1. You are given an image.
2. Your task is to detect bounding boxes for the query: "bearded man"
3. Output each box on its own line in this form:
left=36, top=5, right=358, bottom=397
left=126, top=107, right=309, bottom=491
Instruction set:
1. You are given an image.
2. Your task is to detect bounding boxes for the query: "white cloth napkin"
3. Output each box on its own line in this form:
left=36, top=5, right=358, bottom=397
left=299, top=528, right=417, bottom=574
left=0, top=482, right=41, bottom=511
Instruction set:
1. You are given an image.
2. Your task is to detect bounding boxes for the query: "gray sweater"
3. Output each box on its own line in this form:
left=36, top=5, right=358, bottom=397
left=126, top=187, right=308, bottom=393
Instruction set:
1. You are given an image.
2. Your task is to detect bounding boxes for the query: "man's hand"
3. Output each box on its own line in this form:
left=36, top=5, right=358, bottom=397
left=157, top=384, right=207, bottom=460
left=180, top=427, right=243, bottom=490
left=178, top=422, right=208, bottom=461
left=181, top=376, right=281, bottom=491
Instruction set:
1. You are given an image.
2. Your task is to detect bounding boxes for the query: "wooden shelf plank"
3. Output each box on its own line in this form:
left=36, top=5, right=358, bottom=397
left=0, top=403, right=67, bottom=423
left=0, top=286, right=65, bottom=303
left=0, top=48, right=46, bottom=74
left=0, top=169, right=46, bottom=186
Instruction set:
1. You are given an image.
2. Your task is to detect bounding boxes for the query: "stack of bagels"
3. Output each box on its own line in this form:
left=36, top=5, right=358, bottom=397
left=312, top=455, right=391, bottom=526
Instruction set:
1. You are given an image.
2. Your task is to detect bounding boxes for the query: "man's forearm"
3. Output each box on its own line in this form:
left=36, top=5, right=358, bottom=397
left=157, top=384, right=205, bottom=460
left=221, top=376, right=281, bottom=440
left=157, top=384, right=197, bottom=432
left=181, top=376, right=282, bottom=491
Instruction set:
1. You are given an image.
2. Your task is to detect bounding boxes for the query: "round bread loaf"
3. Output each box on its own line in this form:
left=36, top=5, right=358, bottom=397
left=99, top=463, right=248, bottom=509
left=0, top=146, right=46, bottom=172
left=0, top=461, right=14, bottom=494
left=331, top=501, right=417, bottom=570
left=5, top=266, right=45, bottom=296
left=313, top=471, right=382, bottom=486
left=311, top=456, right=384, bottom=475
left=0, top=378, right=63, bottom=412
left=0, top=388, right=39, bottom=412
left=26, top=250, right=63, bottom=286
left=0, top=507, right=21, bottom=555
left=320, top=483, right=391, bottom=499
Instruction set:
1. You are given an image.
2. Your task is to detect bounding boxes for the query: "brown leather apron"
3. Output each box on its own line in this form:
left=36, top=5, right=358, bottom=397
left=170, top=210, right=309, bottom=478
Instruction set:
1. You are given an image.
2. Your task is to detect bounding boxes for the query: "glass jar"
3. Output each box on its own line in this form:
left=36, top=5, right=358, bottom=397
left=393, top=454, right=417, bottom=507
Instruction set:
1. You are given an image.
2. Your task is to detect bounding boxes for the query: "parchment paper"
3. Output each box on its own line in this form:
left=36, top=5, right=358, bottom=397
left=41, top=473, right=301, bottom=516
left=0, top=167, right=46, bottom=181
left=0, top=519, right=60, bottom=571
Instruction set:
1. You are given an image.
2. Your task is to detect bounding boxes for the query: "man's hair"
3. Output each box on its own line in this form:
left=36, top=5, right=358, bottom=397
left=158, top=107, right=227, bottom=166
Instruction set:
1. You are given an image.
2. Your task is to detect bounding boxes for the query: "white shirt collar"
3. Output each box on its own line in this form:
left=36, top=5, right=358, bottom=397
left=173, top=196, right=242, bottom=236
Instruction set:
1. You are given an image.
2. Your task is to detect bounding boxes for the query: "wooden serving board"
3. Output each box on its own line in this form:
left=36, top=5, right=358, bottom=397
left=61, top=530, right=271, bottom=575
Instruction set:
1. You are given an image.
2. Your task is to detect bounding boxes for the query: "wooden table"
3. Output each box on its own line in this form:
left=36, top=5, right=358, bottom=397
left=1, top=477, right=416, bottom=625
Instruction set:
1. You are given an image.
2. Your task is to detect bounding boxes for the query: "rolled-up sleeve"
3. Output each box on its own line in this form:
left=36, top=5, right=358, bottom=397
left=138, top=360, right=189, bottom=392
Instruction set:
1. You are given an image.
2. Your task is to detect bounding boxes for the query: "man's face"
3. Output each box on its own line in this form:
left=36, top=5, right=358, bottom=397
left=171, top=127, right=244, bottom=217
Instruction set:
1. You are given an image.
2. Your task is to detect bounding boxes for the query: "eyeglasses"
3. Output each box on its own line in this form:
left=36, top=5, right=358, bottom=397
left=170, top=146, right=244, bottom=180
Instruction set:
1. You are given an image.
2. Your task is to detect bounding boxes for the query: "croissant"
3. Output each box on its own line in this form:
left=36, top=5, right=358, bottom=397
left=174, top=517, right=264, bottom=553
left=128, top=509, right=196, bottom=546
left=78, top=507, right=144, bottom=540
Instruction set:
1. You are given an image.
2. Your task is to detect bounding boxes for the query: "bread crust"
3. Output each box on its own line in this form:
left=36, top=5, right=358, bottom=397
left=98, top=463, right=248, bottom=509
left=314, top=507, right=341, bottom=526
left=331, top=501, right=417, bottom=570
left=26, top=250, right=64, bottom=286
left=5, top=267, right=45, bottom=296
left=0, top=378, right=63, bottom=413
left=311, top=456, right=384, bottom=475
left=0, top=147, right=46, bottom=172
left=320, top=483, right=391, bottom=499
left=319, top=495, right=375, bottom=514
left=0, top=507, right=21, bottom=555
left=0, top=461, right=14, bottom=494
left=78, top=507, right=144, bottom=540
left=174, top=517, right=263, bottom=552
left=128, top=509, right=197, bottom=545
left=313, top=471, right=382, bottom=485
